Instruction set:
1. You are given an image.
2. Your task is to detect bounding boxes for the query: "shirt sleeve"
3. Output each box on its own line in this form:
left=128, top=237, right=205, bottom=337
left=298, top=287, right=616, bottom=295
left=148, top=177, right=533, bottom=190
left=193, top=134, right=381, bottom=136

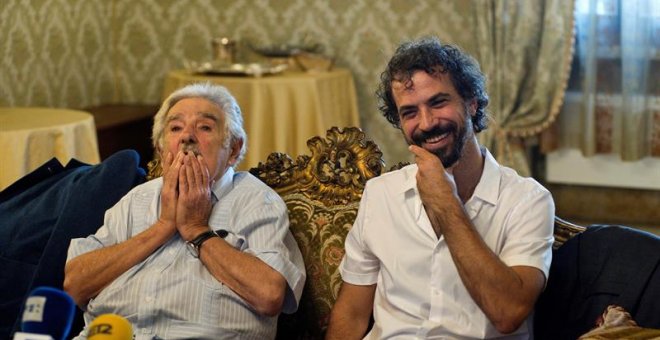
left=339, top=180, right=380, bottom=285
left=499, top=186, right=555, bottom=280
left=66, top=191, right=135, bottom=262
left=232, top=188, right=306, bottom=314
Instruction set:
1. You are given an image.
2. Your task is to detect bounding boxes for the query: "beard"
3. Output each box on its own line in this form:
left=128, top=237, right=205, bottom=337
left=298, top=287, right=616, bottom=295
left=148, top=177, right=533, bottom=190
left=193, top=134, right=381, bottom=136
left=408, top=115, right=471, bottom=168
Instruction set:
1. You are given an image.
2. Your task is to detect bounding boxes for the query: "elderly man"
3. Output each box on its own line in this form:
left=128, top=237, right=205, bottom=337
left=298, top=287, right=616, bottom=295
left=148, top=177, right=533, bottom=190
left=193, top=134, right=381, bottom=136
left=326, top=37, right=554, bottom=339
left=64, top=83, right=305, bottom=339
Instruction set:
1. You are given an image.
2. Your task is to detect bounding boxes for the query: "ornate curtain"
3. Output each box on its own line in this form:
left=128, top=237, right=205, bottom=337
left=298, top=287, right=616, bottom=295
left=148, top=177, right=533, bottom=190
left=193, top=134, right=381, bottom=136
left=471, top=0, right=576, bottom=176
left=552, top=0, right=660, bottom=160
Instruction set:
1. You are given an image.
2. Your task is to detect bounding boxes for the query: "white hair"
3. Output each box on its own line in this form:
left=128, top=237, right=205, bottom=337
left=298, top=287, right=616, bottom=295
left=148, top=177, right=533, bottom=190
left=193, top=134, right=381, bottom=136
left=152, top=82, right=247, bottom=167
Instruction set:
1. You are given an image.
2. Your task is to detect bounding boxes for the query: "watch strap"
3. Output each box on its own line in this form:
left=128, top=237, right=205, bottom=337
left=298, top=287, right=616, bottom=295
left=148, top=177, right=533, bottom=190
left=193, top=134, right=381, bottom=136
left=187, top=229, right=229, bottom=258
left=191, top=230, right=218, bottom=249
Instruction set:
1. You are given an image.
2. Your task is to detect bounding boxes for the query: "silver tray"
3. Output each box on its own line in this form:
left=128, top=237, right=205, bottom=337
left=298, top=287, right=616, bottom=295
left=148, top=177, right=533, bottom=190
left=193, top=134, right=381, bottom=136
left=184, top=60, right=288, bottom=77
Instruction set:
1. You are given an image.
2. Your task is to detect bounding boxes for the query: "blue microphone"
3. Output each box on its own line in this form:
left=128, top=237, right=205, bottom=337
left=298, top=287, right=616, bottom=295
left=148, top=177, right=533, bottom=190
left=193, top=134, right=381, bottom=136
left=16, top=286, right=75, bottom=340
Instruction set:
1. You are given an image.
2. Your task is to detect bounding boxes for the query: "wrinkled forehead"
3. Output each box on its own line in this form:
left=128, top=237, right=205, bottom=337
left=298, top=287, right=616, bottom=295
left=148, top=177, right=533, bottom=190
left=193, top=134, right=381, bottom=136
left=165, top=111, right=221, bottom=124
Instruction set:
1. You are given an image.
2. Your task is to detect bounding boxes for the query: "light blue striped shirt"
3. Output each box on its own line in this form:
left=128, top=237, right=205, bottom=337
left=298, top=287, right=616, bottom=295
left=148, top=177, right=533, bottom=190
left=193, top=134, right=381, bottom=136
left=67, top=168, right=305, bottom=340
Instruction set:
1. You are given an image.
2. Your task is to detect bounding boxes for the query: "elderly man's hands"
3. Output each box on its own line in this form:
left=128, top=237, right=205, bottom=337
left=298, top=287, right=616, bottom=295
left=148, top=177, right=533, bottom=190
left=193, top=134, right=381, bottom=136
left=159, top=150, right=214, bottom=241
left=159, top=151, right=182, bottom=237
left=176, top=152, right=214, bottom=240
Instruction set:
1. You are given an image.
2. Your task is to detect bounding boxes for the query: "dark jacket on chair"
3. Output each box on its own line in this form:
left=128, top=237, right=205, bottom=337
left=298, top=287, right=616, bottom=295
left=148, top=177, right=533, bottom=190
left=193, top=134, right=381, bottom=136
left=0, top=150, right=146, bottom=339
left=535, top=225, right=660, bottom=339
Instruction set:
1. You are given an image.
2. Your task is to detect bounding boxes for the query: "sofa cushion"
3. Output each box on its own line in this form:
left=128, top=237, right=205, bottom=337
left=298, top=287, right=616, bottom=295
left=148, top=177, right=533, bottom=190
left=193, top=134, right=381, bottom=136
left=277, top=193, right=359, bottom=338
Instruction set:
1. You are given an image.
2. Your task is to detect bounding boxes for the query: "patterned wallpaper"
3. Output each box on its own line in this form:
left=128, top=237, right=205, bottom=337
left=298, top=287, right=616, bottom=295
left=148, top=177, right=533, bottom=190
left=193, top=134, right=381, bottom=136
left=0, top=0, right=114, bottom=108
left=0, top=0, right=478, bottom=165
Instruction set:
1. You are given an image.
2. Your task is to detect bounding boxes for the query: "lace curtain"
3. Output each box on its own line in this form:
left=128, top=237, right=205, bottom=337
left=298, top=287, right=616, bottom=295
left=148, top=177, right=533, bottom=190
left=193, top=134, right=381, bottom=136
left=552, top=0, right=660, bottom=160
left=470, top=0, right=575, bottom=177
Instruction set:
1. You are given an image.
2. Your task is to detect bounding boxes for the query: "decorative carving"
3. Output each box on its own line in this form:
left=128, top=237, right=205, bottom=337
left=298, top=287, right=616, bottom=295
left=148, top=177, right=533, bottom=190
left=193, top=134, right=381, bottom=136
left=146, top=153, right=162, bottom=181
left=250, top=127, right=385, bottom=206
left=250, top=152, right=296, bottom=188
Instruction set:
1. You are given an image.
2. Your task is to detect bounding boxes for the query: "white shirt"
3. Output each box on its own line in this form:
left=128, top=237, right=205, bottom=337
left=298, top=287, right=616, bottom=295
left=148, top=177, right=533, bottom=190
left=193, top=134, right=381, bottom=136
left=67, top=168, right=306, bottom=340
left=340, top=149, right=554, bottom=339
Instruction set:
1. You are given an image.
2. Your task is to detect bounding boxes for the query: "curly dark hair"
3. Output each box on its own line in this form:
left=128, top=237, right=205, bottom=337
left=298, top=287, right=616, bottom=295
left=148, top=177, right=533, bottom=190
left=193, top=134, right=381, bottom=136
left=376, top=37, right=489, bottom=132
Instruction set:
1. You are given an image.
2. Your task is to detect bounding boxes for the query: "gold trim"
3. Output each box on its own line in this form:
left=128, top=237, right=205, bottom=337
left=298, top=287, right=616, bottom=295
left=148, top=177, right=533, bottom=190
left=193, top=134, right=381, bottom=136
left=249, top=127, right=385, bottom=206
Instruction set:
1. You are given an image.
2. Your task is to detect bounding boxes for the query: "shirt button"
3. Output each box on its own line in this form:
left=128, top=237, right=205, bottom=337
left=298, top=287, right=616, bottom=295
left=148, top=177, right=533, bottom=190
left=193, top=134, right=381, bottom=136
left=145, top=296, right=153, bottom=302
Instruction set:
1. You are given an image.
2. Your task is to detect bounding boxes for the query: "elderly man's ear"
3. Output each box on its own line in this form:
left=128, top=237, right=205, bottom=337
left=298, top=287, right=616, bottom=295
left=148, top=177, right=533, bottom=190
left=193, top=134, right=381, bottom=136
left=228, top=139, right=243, bottom=166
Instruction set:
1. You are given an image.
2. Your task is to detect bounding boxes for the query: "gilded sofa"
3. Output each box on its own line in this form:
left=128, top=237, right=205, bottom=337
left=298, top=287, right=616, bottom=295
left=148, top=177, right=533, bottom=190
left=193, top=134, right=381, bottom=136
left=247, top=127, right=660, bottom=340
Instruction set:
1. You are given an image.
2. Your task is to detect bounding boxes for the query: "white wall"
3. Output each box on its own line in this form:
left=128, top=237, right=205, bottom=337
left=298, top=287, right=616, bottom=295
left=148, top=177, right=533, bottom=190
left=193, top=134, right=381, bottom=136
left=546, top=149, right=660, bottom=190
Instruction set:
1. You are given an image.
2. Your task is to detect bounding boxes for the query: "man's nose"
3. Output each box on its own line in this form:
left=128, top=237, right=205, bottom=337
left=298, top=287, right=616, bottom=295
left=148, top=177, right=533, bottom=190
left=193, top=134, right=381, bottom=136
left=419, top=107, right=435, bottom=131
left=180, top=126, right=197, bottom=144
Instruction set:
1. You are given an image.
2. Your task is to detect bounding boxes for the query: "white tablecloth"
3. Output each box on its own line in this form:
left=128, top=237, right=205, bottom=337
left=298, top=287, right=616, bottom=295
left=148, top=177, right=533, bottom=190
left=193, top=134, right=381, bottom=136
left=0, top=107, right=100, bottom=190
left=163, top=68, right=361, bottom=170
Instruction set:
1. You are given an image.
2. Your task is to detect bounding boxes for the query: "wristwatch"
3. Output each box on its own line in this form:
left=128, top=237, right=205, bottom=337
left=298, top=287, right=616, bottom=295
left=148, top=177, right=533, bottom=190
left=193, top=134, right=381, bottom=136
left=186, top=229, right=228, bottom=258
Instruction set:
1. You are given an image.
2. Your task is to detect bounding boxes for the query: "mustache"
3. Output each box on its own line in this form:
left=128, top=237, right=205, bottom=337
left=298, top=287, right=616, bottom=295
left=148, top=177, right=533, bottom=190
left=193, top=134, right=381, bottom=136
left=181, top=143, right=201, bottom=156
left=410, top=121, right=458, bottom=146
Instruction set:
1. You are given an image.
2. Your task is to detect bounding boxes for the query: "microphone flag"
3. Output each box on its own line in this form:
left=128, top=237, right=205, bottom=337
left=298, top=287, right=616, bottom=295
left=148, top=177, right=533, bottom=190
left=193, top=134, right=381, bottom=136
left=88, top=314, right=133, bottom=340
left=18, top=286, right=75, bottom=340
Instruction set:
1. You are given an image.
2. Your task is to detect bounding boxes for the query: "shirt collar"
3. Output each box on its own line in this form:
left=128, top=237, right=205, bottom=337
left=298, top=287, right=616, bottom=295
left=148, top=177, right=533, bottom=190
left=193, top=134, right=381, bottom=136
left=211, top=167, right=235, bottom=201
left=397, top=164, right=419, bottom=194
left=469, top=147, right=500, bottom=206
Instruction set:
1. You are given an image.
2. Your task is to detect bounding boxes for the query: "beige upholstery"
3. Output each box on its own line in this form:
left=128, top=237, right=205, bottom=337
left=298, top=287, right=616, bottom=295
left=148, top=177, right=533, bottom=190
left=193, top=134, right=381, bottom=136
left=249, top=127, right=385, bottom=338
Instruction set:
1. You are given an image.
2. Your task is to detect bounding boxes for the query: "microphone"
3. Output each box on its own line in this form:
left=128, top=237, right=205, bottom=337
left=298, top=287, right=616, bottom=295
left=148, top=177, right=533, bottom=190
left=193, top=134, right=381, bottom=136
left=88, top=314, right=133, bottom=340
left=14, top=286, right=75, bottom=340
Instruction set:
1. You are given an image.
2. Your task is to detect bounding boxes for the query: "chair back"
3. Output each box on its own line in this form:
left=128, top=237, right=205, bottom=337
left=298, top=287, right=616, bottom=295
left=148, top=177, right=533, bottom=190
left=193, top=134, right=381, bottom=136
left=552, top=217, right=586, bottom=249
left=249, top=127, right=385, bottom=338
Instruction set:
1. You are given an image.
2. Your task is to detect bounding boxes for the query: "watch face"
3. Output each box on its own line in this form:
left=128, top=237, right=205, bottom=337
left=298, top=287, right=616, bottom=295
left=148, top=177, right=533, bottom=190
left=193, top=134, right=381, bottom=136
left=186, top=241, right=200, bottom=258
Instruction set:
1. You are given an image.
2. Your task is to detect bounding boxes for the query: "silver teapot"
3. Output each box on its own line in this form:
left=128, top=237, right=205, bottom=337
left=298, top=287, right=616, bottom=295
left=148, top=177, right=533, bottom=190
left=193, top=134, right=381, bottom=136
left=211, top=37, right=237, bottom=65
